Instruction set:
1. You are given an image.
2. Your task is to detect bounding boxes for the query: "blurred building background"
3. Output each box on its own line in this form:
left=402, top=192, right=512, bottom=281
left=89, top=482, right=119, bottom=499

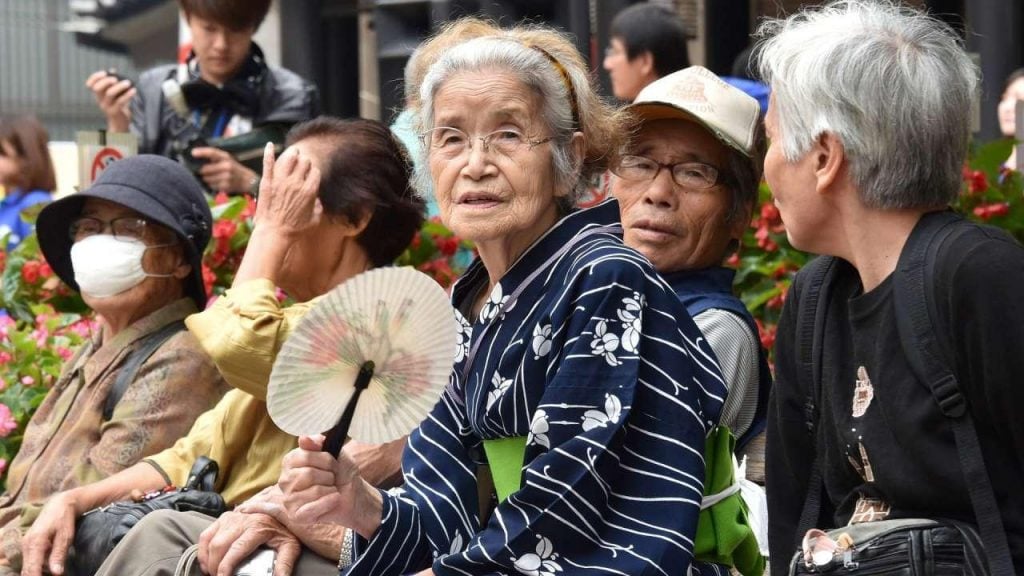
left=3, top=0, right=1023, bottom=142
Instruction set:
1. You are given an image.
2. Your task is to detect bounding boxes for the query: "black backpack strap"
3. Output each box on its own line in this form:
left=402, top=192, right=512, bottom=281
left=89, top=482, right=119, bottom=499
left=893, top=211, right=1015, bottom=575
left=793, top=255, right=840, bottom=545
left=103, top=320, right=186, bottom=421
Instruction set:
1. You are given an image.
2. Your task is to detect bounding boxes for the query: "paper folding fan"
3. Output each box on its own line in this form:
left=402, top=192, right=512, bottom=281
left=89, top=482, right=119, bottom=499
left=267, top=266, right=458, bottom=456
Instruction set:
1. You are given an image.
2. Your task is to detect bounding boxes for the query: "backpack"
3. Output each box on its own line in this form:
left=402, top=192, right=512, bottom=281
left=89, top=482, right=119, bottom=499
left=792, top=210, right=1015, bottom=575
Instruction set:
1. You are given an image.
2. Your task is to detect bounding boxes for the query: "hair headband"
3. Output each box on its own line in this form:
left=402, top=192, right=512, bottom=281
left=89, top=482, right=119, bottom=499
left=529, top=45, right=581, bottom=130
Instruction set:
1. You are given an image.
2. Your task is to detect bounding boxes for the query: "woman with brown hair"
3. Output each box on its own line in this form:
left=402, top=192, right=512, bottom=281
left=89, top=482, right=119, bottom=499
left=0, top=114, right=55, bottom=249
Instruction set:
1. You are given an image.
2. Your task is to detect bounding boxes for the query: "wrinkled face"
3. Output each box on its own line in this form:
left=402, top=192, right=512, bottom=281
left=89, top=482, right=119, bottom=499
left=187, top=14, right=254, bottom=85
left=428, top=70, right=563, bottom=254
left=763, top=98, right=822, bottom=252
left=603, top=38, right=649, bottom=102
left=613, top=118, right=743, bottom=272
left=0, top=140, right=23, bottom=189
left=998, top=77, right=1024, bottom=137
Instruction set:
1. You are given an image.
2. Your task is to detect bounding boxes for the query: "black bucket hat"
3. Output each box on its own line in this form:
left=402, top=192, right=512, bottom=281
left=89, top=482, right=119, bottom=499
left=37, top=154, right=213, bottom=308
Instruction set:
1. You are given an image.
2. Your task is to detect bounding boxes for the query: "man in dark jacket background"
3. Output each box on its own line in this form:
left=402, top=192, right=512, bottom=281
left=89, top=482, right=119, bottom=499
left=86, top=0, right=319, bottom=195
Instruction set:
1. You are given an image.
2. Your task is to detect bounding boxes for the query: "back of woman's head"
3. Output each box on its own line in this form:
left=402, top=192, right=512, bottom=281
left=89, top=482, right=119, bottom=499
left=0, top=114, right=56, bottom=192
left=285, top=117, right=425, bottom=266
left=417, top=20, right=628, bottom=206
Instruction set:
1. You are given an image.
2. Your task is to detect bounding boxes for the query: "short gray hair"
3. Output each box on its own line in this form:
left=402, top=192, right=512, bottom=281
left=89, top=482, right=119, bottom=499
left=756, top=0, right=978, bottom=209
left=417, top=36, right=584, bottom=205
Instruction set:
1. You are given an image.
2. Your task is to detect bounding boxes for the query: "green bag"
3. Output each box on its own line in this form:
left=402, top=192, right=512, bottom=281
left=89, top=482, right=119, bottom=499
left=694, top=426, right=765, bottom=576
left=482, top=427, right=765, bottom=575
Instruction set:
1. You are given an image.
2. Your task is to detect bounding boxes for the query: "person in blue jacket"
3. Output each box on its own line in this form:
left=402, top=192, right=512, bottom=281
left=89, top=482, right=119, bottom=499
left=0, top=114, right=54, bottom=250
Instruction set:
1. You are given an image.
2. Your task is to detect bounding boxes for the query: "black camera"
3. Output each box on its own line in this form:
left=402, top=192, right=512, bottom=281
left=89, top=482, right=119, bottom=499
left=180, top=136, right=211, bottom=176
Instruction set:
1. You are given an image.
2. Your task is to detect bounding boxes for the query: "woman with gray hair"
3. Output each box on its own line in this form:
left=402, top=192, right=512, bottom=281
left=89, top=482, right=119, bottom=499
left=760, top=1, right=1024, bottom=574
left=198, top=20, right=732, bottom=576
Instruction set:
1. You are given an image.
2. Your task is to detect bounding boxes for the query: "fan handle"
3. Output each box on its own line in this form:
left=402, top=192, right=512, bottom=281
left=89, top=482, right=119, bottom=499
left=323, top=361, right=375, bottom=458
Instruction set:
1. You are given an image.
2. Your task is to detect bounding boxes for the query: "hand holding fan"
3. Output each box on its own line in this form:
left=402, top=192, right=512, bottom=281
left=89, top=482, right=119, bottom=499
left=267, top=266, right=458, bottom=457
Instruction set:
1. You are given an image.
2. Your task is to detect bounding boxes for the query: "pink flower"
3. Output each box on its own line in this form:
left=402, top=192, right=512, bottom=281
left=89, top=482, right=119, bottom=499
left=0, top=377, right=7, bottom=391
left=0, top=352, right=11, bottom=365
left=0, top=404, right=19, bottom=437
left=21, top=375, right=34, bottom=387
left=57, top=347, right=73, bottom=361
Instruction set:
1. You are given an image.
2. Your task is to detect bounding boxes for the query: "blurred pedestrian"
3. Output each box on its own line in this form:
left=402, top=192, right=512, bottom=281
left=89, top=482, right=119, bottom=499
left=0, top=114, right=55, bottom=250
left=998, top=68, right=1024, bottom=169
left=602, top=3, right=689, bottom=102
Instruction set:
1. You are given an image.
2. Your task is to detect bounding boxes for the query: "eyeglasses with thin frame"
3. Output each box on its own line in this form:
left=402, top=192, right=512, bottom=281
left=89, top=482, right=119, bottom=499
left=422, top=127, right=553, bottom=159
left=69, top=216, right=155, bottom=242
left=611, top=155, right=723, bottom=191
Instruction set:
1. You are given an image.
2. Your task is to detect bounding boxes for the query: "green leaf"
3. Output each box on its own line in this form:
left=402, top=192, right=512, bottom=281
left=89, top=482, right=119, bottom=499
left=970, top=139, right=1014, bottom=178
left=209, top=197, right=247, bottom=221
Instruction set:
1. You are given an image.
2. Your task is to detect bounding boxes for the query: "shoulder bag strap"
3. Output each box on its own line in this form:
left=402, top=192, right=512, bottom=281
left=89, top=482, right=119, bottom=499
left=893, top=212, right=1015, bottom=575
left=793, top=255, right=839, bottom=546
left=103, top=320, right=186, bottom=421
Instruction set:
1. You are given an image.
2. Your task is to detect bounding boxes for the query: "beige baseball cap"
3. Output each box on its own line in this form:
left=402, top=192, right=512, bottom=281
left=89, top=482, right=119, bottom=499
left=628, top=66, right=761, bottom=157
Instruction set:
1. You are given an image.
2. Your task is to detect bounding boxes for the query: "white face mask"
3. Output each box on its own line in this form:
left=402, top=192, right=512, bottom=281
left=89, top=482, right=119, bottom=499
left=70, top=234, right=175, bottom=299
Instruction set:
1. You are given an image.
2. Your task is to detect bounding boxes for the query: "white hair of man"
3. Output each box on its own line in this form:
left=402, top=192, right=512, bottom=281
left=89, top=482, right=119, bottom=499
left=756, top=0, right=979, bottom=209
left=417, top=36, right=584, bottom=204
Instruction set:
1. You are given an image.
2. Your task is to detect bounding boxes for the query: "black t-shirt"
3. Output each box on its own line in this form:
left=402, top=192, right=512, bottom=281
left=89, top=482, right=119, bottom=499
left=766, top=218, right=1024, bottom=574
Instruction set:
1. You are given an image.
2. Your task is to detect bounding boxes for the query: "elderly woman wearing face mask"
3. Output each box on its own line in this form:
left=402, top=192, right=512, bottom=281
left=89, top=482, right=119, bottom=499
left=0, top=155, right=227, bottom=574
left=151, top=21, right=732, bottom=576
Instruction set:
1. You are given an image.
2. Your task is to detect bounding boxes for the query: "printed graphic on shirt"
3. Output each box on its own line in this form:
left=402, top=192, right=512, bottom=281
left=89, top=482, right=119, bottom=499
left=847, top=443, right=892, bottom=523
left=850, top=497, right=892, bottom=523
left=852, top=366, right=874, bottom=418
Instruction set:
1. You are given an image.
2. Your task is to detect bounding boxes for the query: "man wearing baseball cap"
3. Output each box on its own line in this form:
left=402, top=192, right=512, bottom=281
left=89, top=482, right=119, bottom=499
left=0, top=155, right=227, bottom=573
left=613, top=65, right=770, bottom=451
left=611, top=64, right=770, bottom=575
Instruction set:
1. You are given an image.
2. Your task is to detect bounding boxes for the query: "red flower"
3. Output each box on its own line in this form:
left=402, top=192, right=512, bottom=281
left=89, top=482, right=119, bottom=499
left=201, top=264, right=217, bottom=297
left=410, top=232, right=422, bottom=250
left=213, top=220, right=238, bottom=240
left=966, top=170, right=989, bottom=195
left=725, top=253, right=740, bottom=268
left=21, top=261, right=40, bottom=284
left=439, top=237, right=459, bottom=257
left=240, top=195, right=257, bottom=219
left=38, top=261, right=53, bottom=279
left=214, top=191, right=230, bottom=205
left=755, top=318, right=777, bottom=351
left=973, top=202, right=1010, bottom=220
left=760, top=203, right=781, bottom=222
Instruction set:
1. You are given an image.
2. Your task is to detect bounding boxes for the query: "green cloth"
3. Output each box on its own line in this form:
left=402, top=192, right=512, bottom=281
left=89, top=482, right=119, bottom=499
left=694, top=427, right=765, bottom=576
left=482, top=436, right=528, bottom=502
left=483, top=430, right=765, bottom=575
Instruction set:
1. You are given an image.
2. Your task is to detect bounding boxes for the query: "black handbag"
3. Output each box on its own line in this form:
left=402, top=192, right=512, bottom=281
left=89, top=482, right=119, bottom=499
left=788, top=518, right=989, bottom=575
left=67, top=457, right=226, bottom=576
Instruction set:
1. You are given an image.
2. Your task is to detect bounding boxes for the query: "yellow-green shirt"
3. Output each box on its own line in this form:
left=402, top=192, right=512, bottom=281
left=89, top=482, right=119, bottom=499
left=145, top=279, right=313, bottom=505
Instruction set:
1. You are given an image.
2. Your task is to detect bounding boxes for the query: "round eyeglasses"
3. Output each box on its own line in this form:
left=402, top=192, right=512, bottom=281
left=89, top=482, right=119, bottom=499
left=422, top=127, right=553, bottom=159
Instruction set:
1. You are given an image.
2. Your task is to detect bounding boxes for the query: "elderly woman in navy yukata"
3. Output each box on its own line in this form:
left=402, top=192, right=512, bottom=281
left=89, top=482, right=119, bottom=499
left=177, top=20, right=730, bottom=576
